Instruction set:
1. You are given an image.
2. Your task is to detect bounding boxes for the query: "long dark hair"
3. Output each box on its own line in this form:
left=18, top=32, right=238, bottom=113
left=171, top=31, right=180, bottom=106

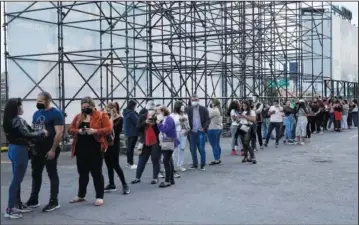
left=241, top=100, right=251, bottom=116
left=3, top=98, right=22, bottom=133
left=227, top=100, right=239, bottom=116
left=173, top=101, right=183, bottom=114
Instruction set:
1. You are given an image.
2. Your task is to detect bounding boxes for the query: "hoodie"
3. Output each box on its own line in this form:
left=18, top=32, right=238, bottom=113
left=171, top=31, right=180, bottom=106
left=123, top=107, right=139, bottom=137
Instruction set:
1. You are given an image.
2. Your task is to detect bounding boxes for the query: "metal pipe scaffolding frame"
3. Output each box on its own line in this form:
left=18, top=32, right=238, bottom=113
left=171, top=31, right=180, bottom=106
left=2, top=1, right=335, bottom=115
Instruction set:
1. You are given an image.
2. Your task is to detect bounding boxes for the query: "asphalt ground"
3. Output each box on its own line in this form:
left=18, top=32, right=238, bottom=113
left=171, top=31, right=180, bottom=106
left=1, top=129, right=358, bottom=225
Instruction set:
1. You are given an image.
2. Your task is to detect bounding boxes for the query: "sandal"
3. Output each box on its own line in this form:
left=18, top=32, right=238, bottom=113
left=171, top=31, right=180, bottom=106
left=69, top=196, right=86, bottom=204
left=94, top=198, right=104, bottom=206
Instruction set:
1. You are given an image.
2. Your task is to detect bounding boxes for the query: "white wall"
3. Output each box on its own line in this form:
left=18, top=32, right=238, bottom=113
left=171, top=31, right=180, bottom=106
left=332, top=15, right=358, bottom=82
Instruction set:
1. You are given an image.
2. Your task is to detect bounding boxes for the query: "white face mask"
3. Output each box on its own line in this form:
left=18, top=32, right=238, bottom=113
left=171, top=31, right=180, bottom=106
left=148, top=110, right=155, bottom=117
left=180, top=106, right=185, bottom=112
left=192, top=101, right=199, bottom=106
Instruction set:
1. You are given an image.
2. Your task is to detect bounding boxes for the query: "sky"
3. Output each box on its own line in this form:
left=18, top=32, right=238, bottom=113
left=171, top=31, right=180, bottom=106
left=0, top=1, right=358, bottom=73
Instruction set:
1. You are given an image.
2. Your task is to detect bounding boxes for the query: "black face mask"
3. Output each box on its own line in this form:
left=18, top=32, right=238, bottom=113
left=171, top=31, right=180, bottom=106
left=36, top=103, right=46, bottom=110
left=82, top=107, right=93, bottom=115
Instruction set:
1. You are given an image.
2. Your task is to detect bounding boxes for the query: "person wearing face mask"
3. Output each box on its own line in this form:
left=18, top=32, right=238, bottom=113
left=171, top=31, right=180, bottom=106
left=25, top=92, right=64, bottom=212
left=264, top=100, right=283, bottom=148
left=156, top=105, right=179, bottom=188
left=3, top=98, right=48, bottom=219
left=251, top=95, right=264, bottom=150
left=170, top=101, right=190, bottom=173
left=131, top=102, right=161, bottom=184
left=186, top=94, right=210, bottom=171
left=123, top=99, right=139, bottom=169
left=103, top=102, right=130, bottom=194
left=67, top=97, right=112, bottom=206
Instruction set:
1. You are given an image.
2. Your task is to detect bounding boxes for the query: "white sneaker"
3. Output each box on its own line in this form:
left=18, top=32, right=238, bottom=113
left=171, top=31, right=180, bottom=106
left=300, top=142, right=304, bottom=145
left=129, top=164, right=137, bottom=170
left=4, top=211, right=22, bottom=219
left=320, top=131, right=323, bottom=135
left=178, top=166, right=186, bottom=172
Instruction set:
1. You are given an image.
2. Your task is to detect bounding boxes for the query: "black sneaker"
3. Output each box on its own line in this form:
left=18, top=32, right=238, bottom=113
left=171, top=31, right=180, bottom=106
left=189, top=165, right=198, bottom=170
left=42, top=200, right=60, bottom=212
left=104, top=184, right=117, bottom=192
left=131, top=178, right=141, bottom=184
left=150, top=179, right=158, bottom=184
left=200, top=165, right=206, bottom=171
left=14, top=202, right=32, bottom=213
left=122, top=184, right=130, bottom=195
left=264, top=143, right=268, bottom=147
left=25, top=198, right=40, bottom=208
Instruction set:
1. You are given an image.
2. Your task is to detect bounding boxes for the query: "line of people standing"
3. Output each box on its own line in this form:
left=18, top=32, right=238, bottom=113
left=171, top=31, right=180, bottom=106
left=3, top=91, right=358, bottom=219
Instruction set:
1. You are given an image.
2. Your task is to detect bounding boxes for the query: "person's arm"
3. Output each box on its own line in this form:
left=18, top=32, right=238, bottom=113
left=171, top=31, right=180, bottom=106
left=203, top=107, right=211, bottom=130
left=13, top=118, right=45, bottom=137
left=68, top=114, right=80, bottom=135
left=242, top=111, right=256, bottom=123
left=255, top=103, right=263, bottom=114
left=158, top=117, right=173, bottom=134
left=49, top=111, right=65, bottom=152
left=96, top=113, right=113, bottom=136
left=128, top=112, right=138, bottom=127
left=208, top=108, right=217, bottom=119
left=137, top=114, right=147, bottom=131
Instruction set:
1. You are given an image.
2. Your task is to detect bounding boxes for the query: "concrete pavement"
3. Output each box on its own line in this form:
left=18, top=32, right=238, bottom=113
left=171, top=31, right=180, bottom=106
left=1, top=129, right=358, bottom=224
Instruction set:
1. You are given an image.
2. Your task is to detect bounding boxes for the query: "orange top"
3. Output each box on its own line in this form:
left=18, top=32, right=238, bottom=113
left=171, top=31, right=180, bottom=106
left=68, top=110, right=112, bottom=157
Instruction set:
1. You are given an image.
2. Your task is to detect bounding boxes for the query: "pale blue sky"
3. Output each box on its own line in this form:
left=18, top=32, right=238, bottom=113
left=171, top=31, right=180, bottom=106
left=1, top=2, right=358, bottom=73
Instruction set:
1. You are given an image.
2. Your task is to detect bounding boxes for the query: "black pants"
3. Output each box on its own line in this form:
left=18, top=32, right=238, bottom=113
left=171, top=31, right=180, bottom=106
left=76, top=149, right=104, bottom=199
left=334, top=120, right=341, bottom=130
left=239, top=128, right=255, bottom=159
left=306, top=117, right=312, bottom=138
left=162, top=150, right=174, bottom=183
left=29, top=149, right=60, bottom=201
left=126, top=136, right=138, bottom=165
left=136, top=144, right=160, bottom=180
left=104, top=146, right=127, bottom=187
left=322, top=111, right=330, bottom=130
left=250, top=123, right=257, bottom=150
left=311, top=113, right=322, bottom=132
left=265, top=122, right=282, bottom=145
left=256, top=122, right=263, bottom=146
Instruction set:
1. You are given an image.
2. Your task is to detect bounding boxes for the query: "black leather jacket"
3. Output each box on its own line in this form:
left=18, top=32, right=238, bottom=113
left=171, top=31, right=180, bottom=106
left=5, top=116, right=45, bottom=146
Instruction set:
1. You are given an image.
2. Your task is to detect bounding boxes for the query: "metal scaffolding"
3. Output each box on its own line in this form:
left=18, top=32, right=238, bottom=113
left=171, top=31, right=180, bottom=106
left=3, top=1, right=341, bottom=115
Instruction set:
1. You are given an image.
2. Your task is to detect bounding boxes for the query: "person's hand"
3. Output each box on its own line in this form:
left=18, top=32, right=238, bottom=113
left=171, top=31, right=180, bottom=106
left=146, top=119, right=154, bottom=125
left=87, top=128, right=97, bottom=135
left=46, top=150, right=56, bottom=160
left=43, top=129, right=48, bottom=137
left=78, top=129, right=86, bottom=135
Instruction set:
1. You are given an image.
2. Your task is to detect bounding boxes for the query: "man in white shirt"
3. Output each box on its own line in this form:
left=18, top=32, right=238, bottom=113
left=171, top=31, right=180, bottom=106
left=264, top=100, right=283, bottom=148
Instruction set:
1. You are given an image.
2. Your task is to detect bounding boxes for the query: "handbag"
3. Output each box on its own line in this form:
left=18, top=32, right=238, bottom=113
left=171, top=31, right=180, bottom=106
left=239, top=124, right=250, bottom=133
left=101, top=112, right=115, bottom=146
left=161, top=140, right=175, bottom=151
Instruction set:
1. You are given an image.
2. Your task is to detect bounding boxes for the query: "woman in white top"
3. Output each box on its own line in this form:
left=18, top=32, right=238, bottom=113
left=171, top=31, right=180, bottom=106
left=228, top=100, right=243, bottom=156
left=170, top=101, right=190, bottom=173
left=207, top=98, right=223, bottom=165
left=237, top=100, right=257, bottom=164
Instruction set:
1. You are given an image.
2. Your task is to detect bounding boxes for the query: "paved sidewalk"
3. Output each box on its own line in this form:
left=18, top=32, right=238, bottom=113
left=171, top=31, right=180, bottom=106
left=1, top=129, right=358, bottom=224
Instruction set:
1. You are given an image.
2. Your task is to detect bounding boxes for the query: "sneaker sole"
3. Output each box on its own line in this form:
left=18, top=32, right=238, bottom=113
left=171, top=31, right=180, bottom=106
left=43, top=205, right=61, bottom=212
left=104, top=189, right=117, bottom=193
left=26, top=204, right=40, bottom=208
left=4, top=214, right=23, bottom=219
left=13, top=209, right=33, bottom=213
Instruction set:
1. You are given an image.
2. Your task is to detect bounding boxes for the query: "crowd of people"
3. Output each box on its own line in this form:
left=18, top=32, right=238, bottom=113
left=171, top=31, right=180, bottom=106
left=2, top=91, right=358, bottom=219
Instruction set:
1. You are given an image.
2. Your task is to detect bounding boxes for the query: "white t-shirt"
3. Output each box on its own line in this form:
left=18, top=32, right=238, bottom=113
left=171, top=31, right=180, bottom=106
left=269, top=106, right=283, bottom=122
left=239, top=110, right=256, bottom=125
left=230, top=109, right=240, bottom=126
left=170, top=113, right=182, bottom=133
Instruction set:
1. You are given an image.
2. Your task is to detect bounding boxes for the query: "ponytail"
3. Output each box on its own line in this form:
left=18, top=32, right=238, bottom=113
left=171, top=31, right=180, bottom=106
left=114, top=102, right=120, bottom=114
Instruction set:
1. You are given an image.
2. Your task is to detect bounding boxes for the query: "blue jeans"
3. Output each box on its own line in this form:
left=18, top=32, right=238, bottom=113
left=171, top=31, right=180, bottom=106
left=207, top=129, right=222, bottom=161
left=8, top=144, right=29, bottom=209
left=283, top=115, right=294, bottom=140
left=262, top=118, right=270, bottom=137
left=328, top=113, right=334, bottom=129
left=189, top=131, right=206, bottom=166
left=352, top=112, right=358, bottom=127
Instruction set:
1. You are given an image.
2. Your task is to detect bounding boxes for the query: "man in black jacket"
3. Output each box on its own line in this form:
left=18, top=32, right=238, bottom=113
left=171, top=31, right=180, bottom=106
left=186, top=94, right=210, bottom=171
